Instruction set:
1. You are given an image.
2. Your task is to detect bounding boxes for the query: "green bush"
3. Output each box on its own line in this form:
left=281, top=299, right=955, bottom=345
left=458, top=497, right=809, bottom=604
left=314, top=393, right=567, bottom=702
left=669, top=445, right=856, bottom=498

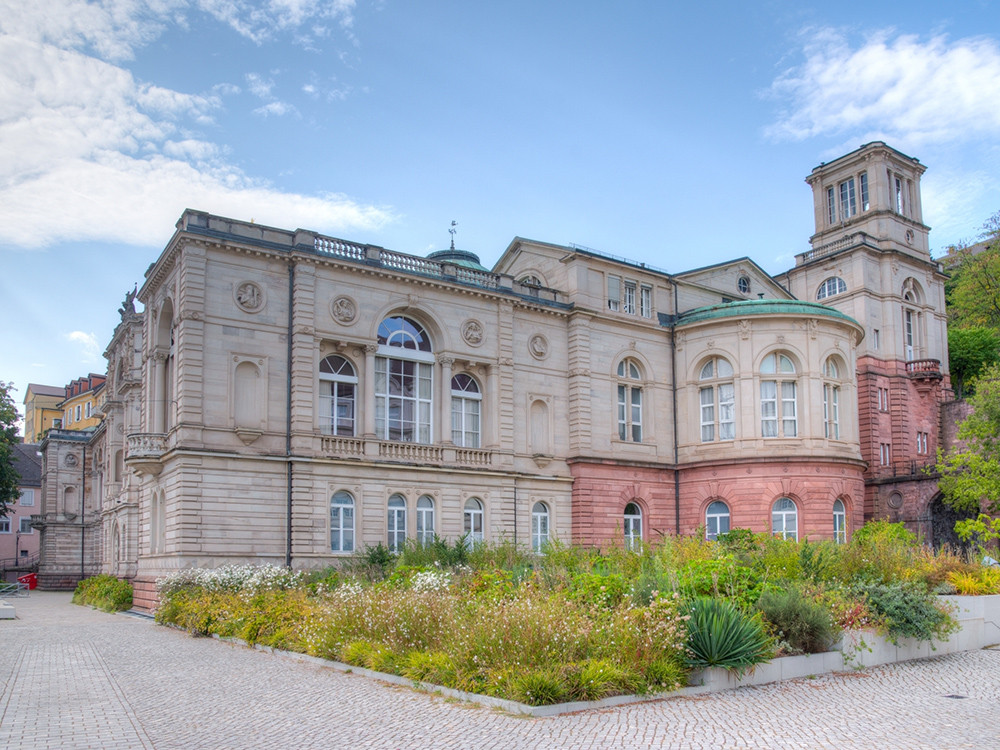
left=851, top=580, right=955, bottom=643
left=685, top=597, right=773, bottom=676
left=756, top=587, right=836, bottom=654
left=72, top=575, right=133, bottom=612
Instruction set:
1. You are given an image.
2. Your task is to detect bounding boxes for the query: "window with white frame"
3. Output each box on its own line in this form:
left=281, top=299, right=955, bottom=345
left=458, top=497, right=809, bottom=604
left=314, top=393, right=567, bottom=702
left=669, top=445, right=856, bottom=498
left=860, top=172, right=870, bottom=211
left=416, top=495, right=435, bottom=545
left=839, top=178, right=857, bottom=220
left=760, top=353, right=797, bottom=437
left=878, top=387, right=889, bottom=412
left=616, top=358, right=643, bottom=442
left=624, top=502, right=642, bottom=550
left=699, top=357, right=735, bottom=442
left=464, top=498, right=484, bottom=547
left=319, top=355, right=357, bottom=436
left=623, top=280, right=636, bottom=314
left=640, top=285, right=652, bottom=318
left=705, top=501, right=731, bottom=541
left=823, top=358, right=842, bottom=440
left=816, top=277, right=847, bottom=300
left=451, top=373, right=481, bottom=447
left=772, top=497, right=798, bottom=541
left=893, top=173, right=907, bottom=215
left=531, top=501, right=550, bottom=552
left=85, top=401, right=92, bottom=418
left=19, top=489, right=34, bottom=506
left=330, top=490, right=355, bottom=553
left=387, top=494, right=407, bottom=552
left=0, top=518, right=9, bottom=533
left=375, top=316, right=434, bottom=443
left=880, top=443, right=891, bottom=466
left=19, top=518, right=33, bottom=534
left=75, top=405, right=82, bottom=421
left=902, top=296, right=918, bottom=360
left=833, top=499, right=847, bottom=544
left=916, top=431, right=929, bottom=455
left=826, top=186, right=836, bottom=225
left=607, top=275, right=621, bottom=311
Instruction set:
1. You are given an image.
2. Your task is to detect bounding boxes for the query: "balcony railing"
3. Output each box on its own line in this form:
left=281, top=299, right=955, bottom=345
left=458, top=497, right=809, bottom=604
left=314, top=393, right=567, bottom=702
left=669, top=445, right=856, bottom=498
left=796, top=232, right=880, bottom=265
left=318, top=433, right=494, bottom=468
left=125, top=433, right=168, bottom=475
left=905, top=359, right=941, bottom=375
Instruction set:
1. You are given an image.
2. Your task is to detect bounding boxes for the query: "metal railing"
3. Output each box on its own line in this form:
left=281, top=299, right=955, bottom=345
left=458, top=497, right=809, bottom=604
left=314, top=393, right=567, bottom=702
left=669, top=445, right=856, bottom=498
left=0, top=582, right=28, bottom=597
left=0, top=553, right=39, bottom=572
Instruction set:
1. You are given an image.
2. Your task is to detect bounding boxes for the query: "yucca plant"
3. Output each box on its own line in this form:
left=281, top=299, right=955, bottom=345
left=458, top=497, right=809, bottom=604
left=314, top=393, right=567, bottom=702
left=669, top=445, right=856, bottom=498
left=685, top=597, right=773, bottom=677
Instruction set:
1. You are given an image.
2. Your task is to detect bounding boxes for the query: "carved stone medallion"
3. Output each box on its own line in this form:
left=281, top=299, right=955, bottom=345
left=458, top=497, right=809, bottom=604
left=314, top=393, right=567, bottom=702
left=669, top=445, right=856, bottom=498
left=462, top=319, right=484, bottom=346
left=234, top=281, right=265, bottom=313
left=331, top=296, right=357, bottom=325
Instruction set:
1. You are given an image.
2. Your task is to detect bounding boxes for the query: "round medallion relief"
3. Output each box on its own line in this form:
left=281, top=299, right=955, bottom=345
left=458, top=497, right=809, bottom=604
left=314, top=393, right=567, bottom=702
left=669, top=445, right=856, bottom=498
left=462, top=319, right=485, bottom=346
left=887, top=492, right=904, bottom=509
left=330, top=296, right=358, bottom=325
left=528, top=334, right=549, bottom=360
left=234, top=281, right=265, bottom=313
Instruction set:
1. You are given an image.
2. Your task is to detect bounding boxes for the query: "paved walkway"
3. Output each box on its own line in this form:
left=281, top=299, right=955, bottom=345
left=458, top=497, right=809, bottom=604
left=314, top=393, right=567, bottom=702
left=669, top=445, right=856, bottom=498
left=2, top=592, right=999, bottom=749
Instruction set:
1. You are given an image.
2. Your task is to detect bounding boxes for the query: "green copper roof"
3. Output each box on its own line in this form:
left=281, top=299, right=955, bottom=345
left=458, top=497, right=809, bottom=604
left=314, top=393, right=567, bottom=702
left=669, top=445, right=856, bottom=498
left=426, top=248, right=488, bottom=271
left=678, top=299, right=861, bottom=328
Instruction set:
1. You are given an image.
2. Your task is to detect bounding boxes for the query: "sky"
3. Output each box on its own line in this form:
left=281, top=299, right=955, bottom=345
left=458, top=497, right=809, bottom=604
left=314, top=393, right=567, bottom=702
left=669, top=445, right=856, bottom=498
left=3, top=0, right=1000, bottom=420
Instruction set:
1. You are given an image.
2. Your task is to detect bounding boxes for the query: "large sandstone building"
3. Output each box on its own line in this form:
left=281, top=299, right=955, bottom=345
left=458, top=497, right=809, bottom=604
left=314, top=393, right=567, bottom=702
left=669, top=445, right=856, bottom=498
left=33, top=142, right=951, bottom=603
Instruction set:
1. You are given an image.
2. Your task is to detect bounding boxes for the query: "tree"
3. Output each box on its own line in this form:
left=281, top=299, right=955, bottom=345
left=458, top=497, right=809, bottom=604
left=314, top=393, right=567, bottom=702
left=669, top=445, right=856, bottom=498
left=0, top=382, right=21, bottom=519
left=937, top=363, right=1000, bottom=515
left=945, top=212, right=1000, bottom=330
left=948, top=326, right=1000, bottom=398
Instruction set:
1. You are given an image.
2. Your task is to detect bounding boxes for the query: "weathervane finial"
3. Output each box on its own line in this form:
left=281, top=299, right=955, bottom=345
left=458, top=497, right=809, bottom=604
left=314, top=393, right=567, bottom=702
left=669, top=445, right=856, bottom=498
left=449, top=220, right=457, bottom=250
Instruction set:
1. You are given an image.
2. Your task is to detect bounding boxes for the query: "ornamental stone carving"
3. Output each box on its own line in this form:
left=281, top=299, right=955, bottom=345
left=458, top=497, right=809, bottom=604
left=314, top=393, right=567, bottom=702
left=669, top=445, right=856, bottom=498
left=234, top=281, right=264, bottom=312
left=738, top=320, right=751, bottom=340
left=331, top=296, right=357, bottom=325
left=528, top=334, right=549, bottom=360
left=462, top=319, right=484, bottom=346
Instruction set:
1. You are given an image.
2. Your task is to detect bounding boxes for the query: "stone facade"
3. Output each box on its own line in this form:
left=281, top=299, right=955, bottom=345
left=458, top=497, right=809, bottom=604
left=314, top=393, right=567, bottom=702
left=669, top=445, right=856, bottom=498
left=34, top=141, right=955, bottom=597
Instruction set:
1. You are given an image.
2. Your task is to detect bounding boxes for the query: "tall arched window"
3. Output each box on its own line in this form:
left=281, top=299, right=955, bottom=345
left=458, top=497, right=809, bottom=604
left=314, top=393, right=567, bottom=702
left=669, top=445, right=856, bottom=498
left=833, top=499, right=847, bottom=544
left=416, top=495, right=435, bottom=545
left=331, top=490, right=355, bottom=553
left=376, top=316, right=434, bottom=443
left=464, top=498, right=484, bottom=547
left=616, top=358, right=643, bottom=442
left=531, top=502, right=550, bottom=552
left=319, top=355, right=357, bottom=436
left=387, top=494, right=407, bottom=552
left=772, top=497, right=798, bottom=541
left=823, top=357, right=842, bottom=440
left=451, top=373, right=481, bottom=447
left=705, top=501, right=731, bottom=540
left=760, top=353, right=797, bottom=437
left=816, top=277, right=847, bottom=300
left=624, top=502, right=642, bottom=550
left=699, top=357, right=735, bottom=442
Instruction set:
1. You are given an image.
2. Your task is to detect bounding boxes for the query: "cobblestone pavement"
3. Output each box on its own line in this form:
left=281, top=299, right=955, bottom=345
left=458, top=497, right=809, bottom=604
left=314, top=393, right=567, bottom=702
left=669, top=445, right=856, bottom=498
left=2, top=592, right=1000, bottom=749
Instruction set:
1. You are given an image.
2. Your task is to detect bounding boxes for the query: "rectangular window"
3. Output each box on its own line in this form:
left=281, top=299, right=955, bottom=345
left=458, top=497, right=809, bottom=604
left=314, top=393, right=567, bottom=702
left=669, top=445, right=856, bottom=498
left=85, top=402, right=92, bottom=418
left=19, top=490, right=34, bottom=507
left=839, top=178, right=857, bottom=220
left=640, top=285, right=652, bottom=318
left=761, top=381, right=777, bottom=437
left=700, top=387, right=715, bottom=442
left=827, top=186, right=836, bottom=225
left=860, top=172, right=869, bottom=211
left=0, top=518, right=9, bottom=533
left=880, top=443, right=890, bottom=466
left=781, top=381, right=797, bottom=437
left=824, top=385, right=840, bottom=439
left=623, top=281, right=636, bottom=315
left=374, top=357, right=433, bottom=443
left=607, top=275, right=621, bottom=311
left=872, top=329, right=880, bottom=351
left=878, top=387, right=889, bottom=412
left=75, top=405, right=81, bottom=421
left=894, top=175, right=905, bottom=214
left=917, top=432, right=929, bottom=454
left=617, top=384, right=628, bottom=441
left=718, top=383, right=735, bottom=440
left=19, top=518, right=33, bottom=534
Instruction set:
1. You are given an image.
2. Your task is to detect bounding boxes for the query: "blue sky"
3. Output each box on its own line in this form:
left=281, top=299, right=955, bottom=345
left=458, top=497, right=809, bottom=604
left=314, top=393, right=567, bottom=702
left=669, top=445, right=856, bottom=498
left=3, top=0, right=1000, bottom=420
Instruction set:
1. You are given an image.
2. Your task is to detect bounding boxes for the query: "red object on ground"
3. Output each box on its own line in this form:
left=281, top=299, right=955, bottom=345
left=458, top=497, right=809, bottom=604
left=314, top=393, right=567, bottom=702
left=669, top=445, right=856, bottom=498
left=17, top=573, right=37, bottom=590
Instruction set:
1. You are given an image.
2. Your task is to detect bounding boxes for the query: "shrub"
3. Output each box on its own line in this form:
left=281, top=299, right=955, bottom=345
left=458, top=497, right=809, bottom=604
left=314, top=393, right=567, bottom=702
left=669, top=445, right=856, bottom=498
left=851, top=580, right=955, bottom=643
left=673, top=556, right=764, bottom=610
left=685, top=597, right=773, bottom=676
left=73, top=574, right=133, bottom=612
left=511, top=667, right=568, bottom=706
left=756, top=587, right=836, bottom=654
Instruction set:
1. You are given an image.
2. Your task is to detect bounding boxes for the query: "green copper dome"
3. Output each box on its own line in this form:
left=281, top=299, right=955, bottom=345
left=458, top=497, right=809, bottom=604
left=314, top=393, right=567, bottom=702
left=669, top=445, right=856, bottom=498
left=678, top=298, right=861, bottom=327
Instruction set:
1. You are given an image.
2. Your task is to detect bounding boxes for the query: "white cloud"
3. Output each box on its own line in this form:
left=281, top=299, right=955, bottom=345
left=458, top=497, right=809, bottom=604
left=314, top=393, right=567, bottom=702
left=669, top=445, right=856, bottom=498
left=765, top=29, right=1000, bottom=146
left=0, top=2, right=389, bottom=250
left=65, top=331, right=102, bottom=364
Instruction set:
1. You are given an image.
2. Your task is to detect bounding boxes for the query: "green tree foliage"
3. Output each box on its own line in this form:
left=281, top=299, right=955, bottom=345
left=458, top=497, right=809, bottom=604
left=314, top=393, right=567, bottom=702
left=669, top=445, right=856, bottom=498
left=948, top=327, right=1000, bottom=398
left=937, top=363, right=1000, bottom=514
left=0, top=382, right=21, bottom=519
left=944, top=212, right=1000, bottom=330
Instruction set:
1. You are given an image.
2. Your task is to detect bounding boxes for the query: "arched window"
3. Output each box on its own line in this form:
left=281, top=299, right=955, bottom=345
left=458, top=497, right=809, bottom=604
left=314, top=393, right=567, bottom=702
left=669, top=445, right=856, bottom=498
left=464, top=498, right=484, bottom=548
left=833, top=499, right=847, bottom=544
left=772, top=497, right=798, bottom=541
left=823, top=357, right=843, bottom=440
left=699, top=357, right=735, bottom=442
left=531, top=502, right=550, bottom=552
left=330, top=490, right=355, bottom=553
left=816, top=277, right=847, bottom=300
left=234, top=360, right=261, bottom=429
left=616, top=358, right=643, bottom=442
left=451, top=374, right=481, bottom=447
left=319, top=355, right=357, bottom=436
left=387, top=494, right=407, bottom=552
left=705, top=501, right=731, bottom=541
left=416, top=495, right=435, bottom=545
left=760, top=353, right=797, bottom=437
left=624, top=502, right=642, bottom=550
left=376, top=316, right=434, bottom=443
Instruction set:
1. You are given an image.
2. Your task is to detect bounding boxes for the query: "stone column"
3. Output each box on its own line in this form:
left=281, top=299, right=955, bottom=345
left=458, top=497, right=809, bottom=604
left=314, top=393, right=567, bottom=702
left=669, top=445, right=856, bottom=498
left=438, top=356, right=454, bottom=444
left=363, top=345, right=377, bottom=437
